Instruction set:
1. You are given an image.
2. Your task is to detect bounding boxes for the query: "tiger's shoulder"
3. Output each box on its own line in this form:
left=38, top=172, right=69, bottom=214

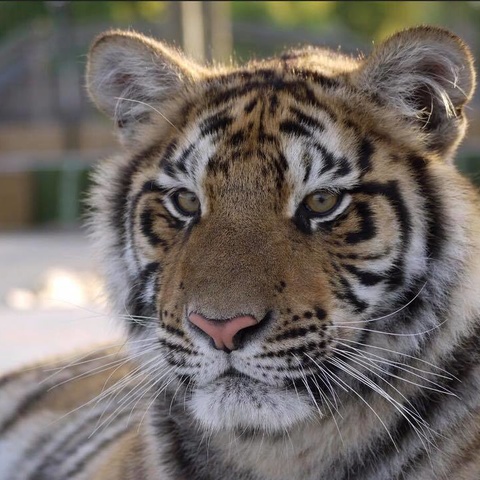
left=0, top=347, right=151, bottom=480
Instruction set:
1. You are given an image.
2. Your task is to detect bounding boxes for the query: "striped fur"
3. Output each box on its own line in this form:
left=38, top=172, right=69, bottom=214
left=2, top=26, right=480, bottom=479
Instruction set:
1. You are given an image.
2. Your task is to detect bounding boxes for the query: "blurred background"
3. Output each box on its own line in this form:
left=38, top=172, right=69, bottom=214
left=1, top=1, right=480, bottom=370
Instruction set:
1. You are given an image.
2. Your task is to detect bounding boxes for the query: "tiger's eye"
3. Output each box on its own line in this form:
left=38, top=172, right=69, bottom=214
left=304, top=191, right=340, bottom=215
left=173, top=189, right=200, bottom=215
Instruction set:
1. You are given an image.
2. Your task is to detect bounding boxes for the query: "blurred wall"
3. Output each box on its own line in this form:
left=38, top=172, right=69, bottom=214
left=0, top=1, right=479, bottom=229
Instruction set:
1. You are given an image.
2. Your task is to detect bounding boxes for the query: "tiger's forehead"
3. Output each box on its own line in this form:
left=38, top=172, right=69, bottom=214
left=156, top=76, right=373, bottom=205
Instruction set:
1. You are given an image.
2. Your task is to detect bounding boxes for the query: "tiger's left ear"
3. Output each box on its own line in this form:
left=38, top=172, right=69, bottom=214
left=86, top=30, right=205, bottom=148
left=354, top=26, right=476, bottom=156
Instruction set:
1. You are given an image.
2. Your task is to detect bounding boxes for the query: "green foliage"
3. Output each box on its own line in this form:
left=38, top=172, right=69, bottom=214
left=232, top=1, right=479, bottom=42
left=0, top=1, right=48, bottom=39
left=0, top=1, right=168, bottom=39
left=2, top=1, right=480, bottom=45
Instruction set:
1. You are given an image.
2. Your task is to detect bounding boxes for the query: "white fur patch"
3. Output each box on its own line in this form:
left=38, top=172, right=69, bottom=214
left=188, top=376, right=314, bottom=433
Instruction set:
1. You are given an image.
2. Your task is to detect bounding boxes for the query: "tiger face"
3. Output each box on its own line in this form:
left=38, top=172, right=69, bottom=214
left=87, top=27, right=475, bottom=434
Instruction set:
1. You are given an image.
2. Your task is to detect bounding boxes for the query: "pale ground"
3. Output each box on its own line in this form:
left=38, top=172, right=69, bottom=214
left=0, top=229, right=123, bottom=373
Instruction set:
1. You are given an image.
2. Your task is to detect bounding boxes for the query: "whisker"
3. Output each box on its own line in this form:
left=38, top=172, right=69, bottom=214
left=92, top=353, right=161, bottom=414
left=292, top=354, right=324, bottom=423
left=300, top=354, right=345, bottom=447
left=303, top=353, right=343, bottom=416
left=91, top=363, right=177, bottom=437
left=91, top=347, right=176, bottom=419
left=336, top=281, right=428, bottom=325
left=49, top=348, right=162, bottom=425
left=329, top=357, right=437, bottom=451
left=42, top=337, right=152, bottom=375
left=47, top=357, right=132, bottom=391
left=322, top=359, right=400, bottom=452
left=333, top=342, right=456, bottom=395
left=337, top=337, right=459, bottom=380
left=330, top=317, right=448, bottom=337
left=114, top=96, right=180, bottom=132
left=332, top=349, right=439, bottom=429
left=137, top=371, right=178, bottom=431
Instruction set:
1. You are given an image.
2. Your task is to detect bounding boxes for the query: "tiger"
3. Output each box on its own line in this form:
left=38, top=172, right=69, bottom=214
left=1, top=24, right=480, bottom=480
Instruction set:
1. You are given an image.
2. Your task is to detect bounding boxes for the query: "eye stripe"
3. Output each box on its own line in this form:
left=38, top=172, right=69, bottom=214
left=293, top=194, right=351, bottom=234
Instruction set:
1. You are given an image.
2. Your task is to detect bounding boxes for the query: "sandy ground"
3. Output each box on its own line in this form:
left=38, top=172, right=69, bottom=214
left=0, top=229, right=122, bottom=373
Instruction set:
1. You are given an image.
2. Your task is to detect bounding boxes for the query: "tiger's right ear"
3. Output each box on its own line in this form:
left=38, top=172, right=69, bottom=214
left=352, top=26, right=475, bottom=157
left=86, top=30, right=203, bottom=146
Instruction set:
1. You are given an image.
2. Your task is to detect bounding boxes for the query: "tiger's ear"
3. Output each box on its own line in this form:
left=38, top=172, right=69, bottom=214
left=86, top=30, right=203, bottom=146
left=354, top=26, right=476, bottom=156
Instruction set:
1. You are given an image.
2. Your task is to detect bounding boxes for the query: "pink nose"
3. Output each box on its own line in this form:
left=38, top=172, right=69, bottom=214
left=188, top=312, right=258, bottom=351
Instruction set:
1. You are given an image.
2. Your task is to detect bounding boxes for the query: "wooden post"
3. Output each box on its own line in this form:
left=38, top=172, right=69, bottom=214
left=180, top=1, right=206, bottom=62
left=205, top=1, right=232, bottom=63
left=168, top=1, right=232, bottom=64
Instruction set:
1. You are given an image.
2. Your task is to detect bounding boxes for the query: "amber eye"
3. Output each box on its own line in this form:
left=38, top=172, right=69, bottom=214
left=172, top=189, right=200, bottom=216
left=303, top=191, right=341, bottom=215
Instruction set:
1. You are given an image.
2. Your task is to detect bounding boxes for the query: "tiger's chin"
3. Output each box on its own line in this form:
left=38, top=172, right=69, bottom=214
left=187, top=374, right=315, bottom=433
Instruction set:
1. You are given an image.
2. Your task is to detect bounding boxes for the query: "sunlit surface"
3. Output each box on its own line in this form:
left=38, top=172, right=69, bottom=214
left=0, top=230, right=122, bottom=372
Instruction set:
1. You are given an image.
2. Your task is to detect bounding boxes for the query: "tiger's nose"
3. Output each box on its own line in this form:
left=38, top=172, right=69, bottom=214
left=188, top=312, right=258, bottom=352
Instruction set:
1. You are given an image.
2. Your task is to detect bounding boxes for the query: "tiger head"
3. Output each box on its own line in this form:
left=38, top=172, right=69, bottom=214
left=86, top=27, right=476, bottom=434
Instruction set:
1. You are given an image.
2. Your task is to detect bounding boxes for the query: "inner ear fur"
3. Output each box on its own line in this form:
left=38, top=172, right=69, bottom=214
left=353, top=26, right=476, bottom=155
left=86, top=30, right=204, bottom=145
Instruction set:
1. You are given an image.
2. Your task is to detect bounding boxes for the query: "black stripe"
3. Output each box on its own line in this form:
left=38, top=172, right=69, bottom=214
left=154, top=210, right=186, bottom=231
left=345, top=201, right=376, bottom=244
left=336, top=275, right=369, bottom=313
left=354, top=180, right=411, bottom=288
left=357, top=137, right=374, bottom=175
left=176, top=143, right=196, bottom=174
left=244, top=97, right=258, bottom=113
left=274, top=327, right=312, bottom=341
left=256, top=340, right=328, bottom=360
left=0, top=361, right=110, bottom=436
left=107, top=143, right=163, bottom=252
left=128, top=181, right=172, bottom=269
left=229, top=130, right=245, bottom=147
left=158, top=339, right=198, bottom=356
left=139, top=208, right=170, bottom=249
left=335, top=157, right=352, bottom=177
left=30, top=403, right=135, bottom=479
left=296, top=69, right=341, bottom=89
left=302, top=152, right=313, bottom=183
left=334, top=250, right=390, bottom=261
left=345, top=264, right=385, bottom=286
left=273, top=152, right=289, bottom=190
left=279, top=119, right=310, bottom=137
left=162, top=161, right=178, bottom=178
left=269, top=93, right=279, bottom=114
left=61, top=424, right=132, bottom=479
left=126, top=261, right=160, bottom=330
left=0, top=369, right=25, bottom=389
left=406, top=155, right=445, bottom=260
left=199, top=112, right=233, bottom=137
left=290, top=106, right=325, bottom=133
left=313, top=142, right=335, bottom=176
left=164, top=324, right=185, bottom=338
left=123, top=142, right=177, bottom=269
left=0, top=384, right=51, bottom=436
left=207, top=78, right=337, bottom=121
left=157, top=139, right=178, bottom=168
